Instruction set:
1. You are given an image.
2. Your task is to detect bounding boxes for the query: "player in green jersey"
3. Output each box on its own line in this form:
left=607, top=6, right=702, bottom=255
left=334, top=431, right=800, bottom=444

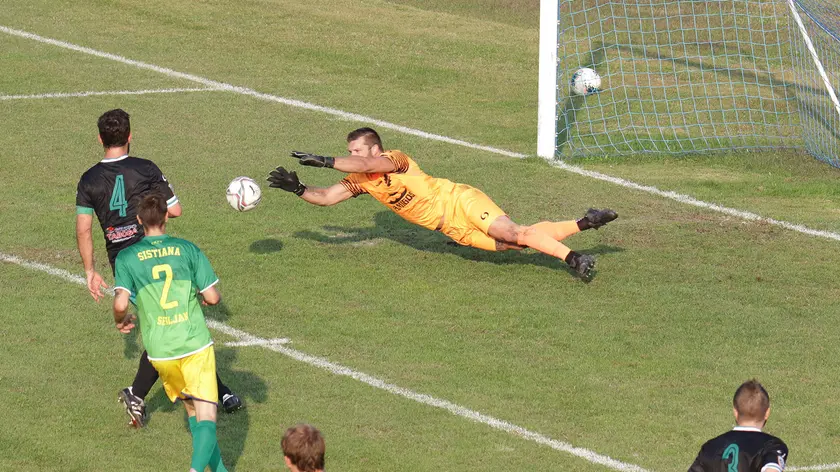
left=113, top=193, right=227, bottom=472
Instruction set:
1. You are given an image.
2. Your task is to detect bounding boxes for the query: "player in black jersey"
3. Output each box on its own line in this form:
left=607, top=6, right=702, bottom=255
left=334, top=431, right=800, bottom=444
left=75, top=109, right=242, bottom=428
left=688, top=380, right=788, bottom=472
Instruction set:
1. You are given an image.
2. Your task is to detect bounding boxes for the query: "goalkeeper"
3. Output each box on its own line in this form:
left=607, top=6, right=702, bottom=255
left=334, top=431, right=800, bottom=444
left=267, top=128, right=617, bottom=278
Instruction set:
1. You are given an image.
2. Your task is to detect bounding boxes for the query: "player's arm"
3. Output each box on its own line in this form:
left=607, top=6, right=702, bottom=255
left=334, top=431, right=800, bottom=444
left=266, top=167, right=354, bottom=206
left=112, top=256, right=137, bottom=333
left=75, top=212, right=109, bottom=301
left=112, top=289, right=135, bottom=333
left=168, top=202, right=182, bottom=218
left=291, top=151, right=397, bottom=173
left=760, top=441, right=788, bottom=472
left=200, top=286, right=221, bottom=305
left=147, top=161, right=181, bottom=217
left=301, top=183, right=354, bottom=206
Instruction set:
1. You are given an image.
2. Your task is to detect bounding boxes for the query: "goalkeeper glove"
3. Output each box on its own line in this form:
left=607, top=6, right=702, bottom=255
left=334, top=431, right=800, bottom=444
left=291, top=151, right=335, bottom=168
left=267, top=166, right=306, bottom=196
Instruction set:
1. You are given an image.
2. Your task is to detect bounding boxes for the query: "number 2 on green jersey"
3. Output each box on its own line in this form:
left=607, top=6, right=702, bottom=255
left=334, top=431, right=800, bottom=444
left=152, top=264, right=179, bottom=310
left=110, top=174, right=127, bottom=217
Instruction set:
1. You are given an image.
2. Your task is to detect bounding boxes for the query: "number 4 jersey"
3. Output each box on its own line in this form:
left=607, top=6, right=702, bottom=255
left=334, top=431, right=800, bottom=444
left=114, top=234, right=217, bottom=361
left=76, top=155, right=178, bottom=269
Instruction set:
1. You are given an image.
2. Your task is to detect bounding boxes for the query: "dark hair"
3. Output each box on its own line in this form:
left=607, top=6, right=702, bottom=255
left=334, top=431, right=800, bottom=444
left=98, top=109, right=131, bottom=148
left=733, top=379, right=770, bottom=422
left=281, top=424, right=325, bottom=472
left=136, top=193, right=167, bottom=229
left=346, top=127, right=382, bottom=149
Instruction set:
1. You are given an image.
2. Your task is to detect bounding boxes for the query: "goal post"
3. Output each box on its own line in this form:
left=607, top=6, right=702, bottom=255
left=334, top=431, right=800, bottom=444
left=537, top=0, right=840, bottom=166
left=787, top=0, right=840, bottom=166
left=537, top=0, right=560, bottom=159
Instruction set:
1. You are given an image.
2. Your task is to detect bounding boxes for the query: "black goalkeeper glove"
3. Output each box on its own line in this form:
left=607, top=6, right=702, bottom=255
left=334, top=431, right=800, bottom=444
left=291, top=151, right=335, bottom=168
left=267, top=166, right=306, bottom=196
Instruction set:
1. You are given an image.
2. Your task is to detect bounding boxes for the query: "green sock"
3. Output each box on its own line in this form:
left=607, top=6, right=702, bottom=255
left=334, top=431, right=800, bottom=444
left=188, top=416, right=198, bottom=433
left=190, top=421, right=218, bottom=472
left=209, top=442, right=228, bottom=472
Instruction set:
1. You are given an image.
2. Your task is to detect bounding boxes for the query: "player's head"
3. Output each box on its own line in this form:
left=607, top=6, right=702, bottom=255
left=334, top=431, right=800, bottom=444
left=97, top=109, right=132, bottom=149
left=732, top=379, right=771, bottom=427
left=347, top=127, right=383, bottom=157
left=281, top=424, right=325, bottom=472
left=135, top=193, right=168, bottom=232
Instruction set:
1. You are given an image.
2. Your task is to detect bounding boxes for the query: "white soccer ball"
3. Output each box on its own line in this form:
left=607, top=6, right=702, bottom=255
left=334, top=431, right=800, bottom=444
left=226, top=176, right=262, bottom=212
left=571, top=68, right=601, bottom=96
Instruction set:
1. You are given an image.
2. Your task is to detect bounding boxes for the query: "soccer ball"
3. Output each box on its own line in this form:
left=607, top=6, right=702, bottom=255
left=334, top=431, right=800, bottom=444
left=571, top=68, right=601, bottom=96
left=226, top=176, right=262, bottom=212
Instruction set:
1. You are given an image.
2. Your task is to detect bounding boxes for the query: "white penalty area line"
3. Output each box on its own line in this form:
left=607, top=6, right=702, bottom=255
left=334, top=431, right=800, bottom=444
left=790, top=465, right=840, bottom=472
left=0, top=250, right=645, bottom=472
left=0, top=87, right=222, bottom=101
left=2, top=25, right=840, bottom=244
left=222, top=338, right=290, bottom=348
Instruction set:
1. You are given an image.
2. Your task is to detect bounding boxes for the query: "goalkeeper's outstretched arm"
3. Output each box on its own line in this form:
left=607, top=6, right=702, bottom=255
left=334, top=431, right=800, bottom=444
left=291, top=151, right=396, bottom=173
left=267, top=166, right=353, bottom=206
left=300, top=183, right=354, bottom=206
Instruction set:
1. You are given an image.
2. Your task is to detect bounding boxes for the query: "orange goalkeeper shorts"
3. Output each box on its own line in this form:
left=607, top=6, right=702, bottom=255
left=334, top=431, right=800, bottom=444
left=439, top=184, right=506, bottom=251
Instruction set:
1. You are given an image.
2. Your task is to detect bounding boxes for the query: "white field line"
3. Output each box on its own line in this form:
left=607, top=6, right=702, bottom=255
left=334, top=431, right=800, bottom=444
left=3, top=254, right=839, bottom=472
left=790, top=464, right=840, bottom=471
left=0, top=250, right=645, bottom=472
left=223, top=338, right=290, bottom=347
left=2, top=25, right=840, bottom=244
left=0, top=24, right=839, bottom=472
left=0, top=87, right=220, bottom=101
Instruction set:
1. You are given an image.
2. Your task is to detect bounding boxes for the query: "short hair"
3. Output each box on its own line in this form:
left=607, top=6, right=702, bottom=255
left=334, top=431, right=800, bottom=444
left=733, top=379, right=770, bottom=422
left=136, top=193, right=168, bottom=229
left=282, top=424, right=325, bottom=472
left=98, top=109, right=131, bottom=148
left=346, top=127, right=382, bottom=149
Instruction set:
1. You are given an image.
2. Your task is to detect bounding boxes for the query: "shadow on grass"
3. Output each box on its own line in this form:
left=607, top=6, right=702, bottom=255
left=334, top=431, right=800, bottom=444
left=293, top=211, right=623, bottom=280
left=142, top=306, right=267, bottom=470
left=122, top=324, right=141, bottom=360
left=615, top=43, right=840, bottom=144
left=249, top=238, right=284, bottom=254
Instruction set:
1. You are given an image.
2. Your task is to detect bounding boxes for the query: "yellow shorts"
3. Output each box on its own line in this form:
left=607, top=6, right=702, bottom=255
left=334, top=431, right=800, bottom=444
left=150, top=345, right=218, bottom=404
left=440, top=184, right=507, bottom=251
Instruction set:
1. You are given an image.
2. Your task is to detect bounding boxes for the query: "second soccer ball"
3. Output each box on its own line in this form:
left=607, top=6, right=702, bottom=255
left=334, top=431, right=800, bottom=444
left=571, top=68, right=601, bottom=96
left=226, top=176, right=262, bottom=212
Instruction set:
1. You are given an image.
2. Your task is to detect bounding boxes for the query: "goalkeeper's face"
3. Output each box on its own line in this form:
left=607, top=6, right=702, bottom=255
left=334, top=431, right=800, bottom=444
left=347, top=137, right=382, bottom=159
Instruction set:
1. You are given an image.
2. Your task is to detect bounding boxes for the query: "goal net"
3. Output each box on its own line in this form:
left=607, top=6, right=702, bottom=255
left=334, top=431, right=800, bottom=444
left=537, top=0, right=840, bottom=167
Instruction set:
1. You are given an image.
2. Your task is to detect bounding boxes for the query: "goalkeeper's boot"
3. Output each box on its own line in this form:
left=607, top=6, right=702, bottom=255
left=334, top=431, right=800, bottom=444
left=118, top=387, right=147, bottom=428
left=578, top=208, right=618, bottom=230
left=222, top=393, right=243, bottom=413
left=568, top=253, right=596, bottom=279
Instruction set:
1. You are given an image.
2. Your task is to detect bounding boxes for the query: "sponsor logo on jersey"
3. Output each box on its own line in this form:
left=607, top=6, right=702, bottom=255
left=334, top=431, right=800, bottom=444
left=387, top=188, right=416, bottom=210
left=481, top=212, right=489, bottom=220
left=106, top=224, right=139, bottom=243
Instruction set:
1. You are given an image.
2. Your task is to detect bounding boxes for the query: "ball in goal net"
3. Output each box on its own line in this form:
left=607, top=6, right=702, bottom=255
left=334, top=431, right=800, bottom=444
left=536, top=0, right=840, bottom=167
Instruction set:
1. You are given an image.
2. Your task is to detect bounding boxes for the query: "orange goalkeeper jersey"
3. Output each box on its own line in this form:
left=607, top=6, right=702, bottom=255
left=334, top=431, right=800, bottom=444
left=339, top=150, right=457, bottom=230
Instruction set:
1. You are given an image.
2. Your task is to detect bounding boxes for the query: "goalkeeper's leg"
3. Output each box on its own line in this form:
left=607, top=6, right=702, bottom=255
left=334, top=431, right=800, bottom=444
left=531, top=209, right=618, bottom=241
left=487, top=216, right=594, bottom=278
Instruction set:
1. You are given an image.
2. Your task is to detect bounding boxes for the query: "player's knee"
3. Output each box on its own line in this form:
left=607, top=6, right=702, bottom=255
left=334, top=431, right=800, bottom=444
left=489, top=221, right=521, bottom=244
left=514, top=225, right=536, bottom=243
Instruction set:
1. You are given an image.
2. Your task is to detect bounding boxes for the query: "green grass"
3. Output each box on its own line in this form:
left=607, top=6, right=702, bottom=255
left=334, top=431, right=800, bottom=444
left=1, top=1, right=840, bottom=471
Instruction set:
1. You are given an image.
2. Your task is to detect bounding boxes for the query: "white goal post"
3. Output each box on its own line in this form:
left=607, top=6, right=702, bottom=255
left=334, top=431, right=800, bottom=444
left=537, top=0, right=840, bottom=167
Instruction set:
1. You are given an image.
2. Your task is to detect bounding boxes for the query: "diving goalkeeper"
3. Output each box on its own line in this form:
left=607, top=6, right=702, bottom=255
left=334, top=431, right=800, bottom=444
left=267, top=128, right=617, bottom=278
